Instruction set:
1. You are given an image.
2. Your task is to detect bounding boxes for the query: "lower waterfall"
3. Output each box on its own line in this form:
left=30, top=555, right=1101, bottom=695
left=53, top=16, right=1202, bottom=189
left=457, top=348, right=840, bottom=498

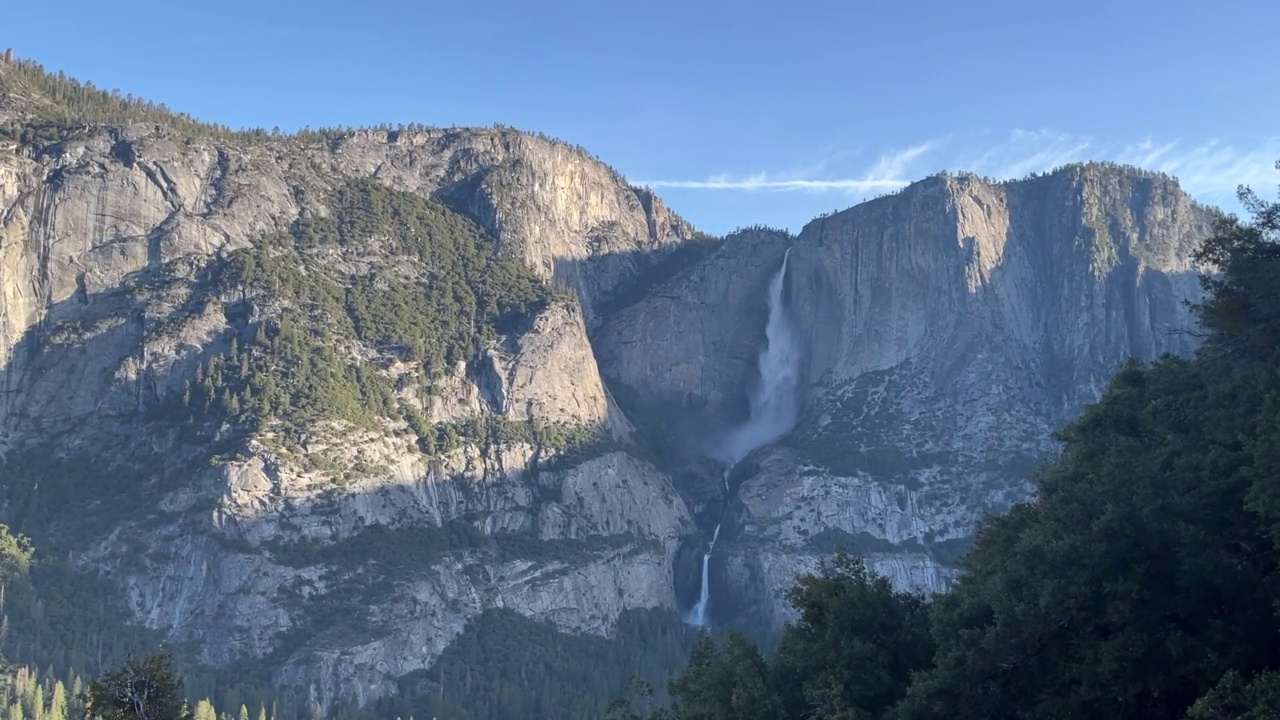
left=687, top=247, right=800, bottom=627
left=689, top=523, right=721, bottom=627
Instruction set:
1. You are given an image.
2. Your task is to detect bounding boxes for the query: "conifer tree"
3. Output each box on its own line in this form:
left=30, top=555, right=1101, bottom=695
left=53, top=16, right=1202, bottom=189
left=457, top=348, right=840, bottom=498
left=47, top=682, right=66, bottom=720
left=193, top=699, right=215, bottom=720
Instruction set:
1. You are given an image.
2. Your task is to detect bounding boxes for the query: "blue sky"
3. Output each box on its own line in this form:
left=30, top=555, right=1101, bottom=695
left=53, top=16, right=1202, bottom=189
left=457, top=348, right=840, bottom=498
left=6, top=0, right=1278, bottom=233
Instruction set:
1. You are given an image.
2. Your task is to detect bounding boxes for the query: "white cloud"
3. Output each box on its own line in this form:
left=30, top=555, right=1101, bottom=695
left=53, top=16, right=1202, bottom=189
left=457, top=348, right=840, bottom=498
left=637, top=142, right=938, bottom=195
left=636, top=131, right=1280, bottom=205
left=641, top=176, right=909, bottom=192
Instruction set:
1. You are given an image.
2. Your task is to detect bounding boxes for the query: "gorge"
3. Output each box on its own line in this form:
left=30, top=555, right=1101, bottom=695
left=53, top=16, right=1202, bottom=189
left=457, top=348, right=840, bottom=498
left=688, top=246, right=800, bottom=627
left=0, top=54, right=1216, bottom=718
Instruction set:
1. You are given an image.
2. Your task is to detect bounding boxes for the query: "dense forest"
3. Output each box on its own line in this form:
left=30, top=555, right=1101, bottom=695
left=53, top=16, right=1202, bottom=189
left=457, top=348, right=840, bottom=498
left=609, top=177, right=1280, bottom=719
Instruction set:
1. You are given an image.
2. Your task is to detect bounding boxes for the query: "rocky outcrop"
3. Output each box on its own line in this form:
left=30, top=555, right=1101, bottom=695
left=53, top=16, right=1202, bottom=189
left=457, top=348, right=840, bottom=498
left=0, top=71, right=696, bottom=710
left=789, top=168, right=1207, bottom=408
left=602, top=165, right=1212, bottom=631
left=726, top=167, right=1212, bottom=630
left=477, top=302, right=616, bottom=429
left=0, top=121, right=695, bottom=447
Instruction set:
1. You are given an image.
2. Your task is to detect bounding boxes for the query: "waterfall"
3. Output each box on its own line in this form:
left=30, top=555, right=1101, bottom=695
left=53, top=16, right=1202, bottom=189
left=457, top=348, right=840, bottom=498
left=689, top=523, right=720, bottom=627
left=688, top=247, right=800, bottom=628
left=719, top=247, right=801, bottom=467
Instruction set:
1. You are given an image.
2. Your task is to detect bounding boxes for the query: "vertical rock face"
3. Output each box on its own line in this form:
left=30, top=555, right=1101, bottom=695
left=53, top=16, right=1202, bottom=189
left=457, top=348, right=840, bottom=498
left=0, top=123, right=696, bottom=443
left=322, top=129, right=695, bottom=324
left=596, top=227, right=793, bottom=423
left=790, top=168, right=1206, bottom=410
left=593, top=164, right=1212, bottom=633
left=722, top=166, right=1214, bottom=631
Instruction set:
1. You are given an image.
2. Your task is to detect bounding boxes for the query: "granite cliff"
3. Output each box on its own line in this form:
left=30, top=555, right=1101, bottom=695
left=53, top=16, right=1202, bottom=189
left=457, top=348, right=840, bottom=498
left=0, top=56, right=698, bottom=710
left=604, top=166, right=1212, bottom=630
left=0, top=54, right=1218, bottom=712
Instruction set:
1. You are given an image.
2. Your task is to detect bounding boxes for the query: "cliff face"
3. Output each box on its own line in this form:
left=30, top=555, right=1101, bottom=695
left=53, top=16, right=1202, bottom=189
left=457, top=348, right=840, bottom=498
left=596, top=227, right=793, bottom=421
left=598, top=166, right=1211, bottom=630
left=789, top=169, right=1205, bottom=407
left=725, top=169, right=1210, bottom=630
left=0, top=59, right=1221, bottom=714
left=0, top=71, right=698, bottom=709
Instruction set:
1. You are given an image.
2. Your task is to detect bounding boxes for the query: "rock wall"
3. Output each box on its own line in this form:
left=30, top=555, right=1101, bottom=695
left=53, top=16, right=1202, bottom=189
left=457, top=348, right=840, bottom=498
left=599, top=165, right=1213, bottom=632
left=725, top=167, right=1213, bottom=630
left=0, top=99, right=695, bottom=708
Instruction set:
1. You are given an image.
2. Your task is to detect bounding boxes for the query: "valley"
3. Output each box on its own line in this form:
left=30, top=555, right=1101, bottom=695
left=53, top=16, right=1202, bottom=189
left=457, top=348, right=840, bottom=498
left=0, top=52, right=1217, bottom=719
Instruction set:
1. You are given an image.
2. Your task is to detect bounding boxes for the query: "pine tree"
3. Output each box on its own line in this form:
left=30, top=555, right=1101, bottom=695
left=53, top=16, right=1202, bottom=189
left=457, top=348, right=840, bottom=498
left=237, top=705, right=247, bottom=720
left=47, top=683, right=66, bottom=720
left=193, top=699, right=215, bottom=720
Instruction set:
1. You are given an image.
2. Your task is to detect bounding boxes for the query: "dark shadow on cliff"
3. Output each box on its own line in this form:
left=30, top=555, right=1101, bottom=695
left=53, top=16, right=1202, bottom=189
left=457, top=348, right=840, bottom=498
left=555, top=229, right=798, bottom=474
left=0, top=256, right=253, bottom=548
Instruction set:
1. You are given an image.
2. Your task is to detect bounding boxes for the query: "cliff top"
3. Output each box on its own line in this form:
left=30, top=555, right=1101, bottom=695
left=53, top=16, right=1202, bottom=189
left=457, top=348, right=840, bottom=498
left=802, top=161, right=1218, bottom=233
left=0, top=51, right=633, bottom=184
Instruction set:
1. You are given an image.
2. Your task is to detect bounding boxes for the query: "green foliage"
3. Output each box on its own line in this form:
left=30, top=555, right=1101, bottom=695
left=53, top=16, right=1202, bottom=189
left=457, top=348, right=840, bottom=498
left=371, top=608, right=697, bottom=720
left=0, top=524, right=167, bottom=686
left=84, top=654, right=192, bottom=720
left=772, top=556, right=933, bottom=719
left=532, top=422, right=617, bottom=472
left=0, top=56, right=228, bottom=140
left=617, top=555, right=932, bottom=720
left=1185, top=670, right=1280, bottom=720
left=892, top=182, right=1280, bottom=720
left=666, top=633, right=782, bottom=720
left=158, top=179, right=561, bottom=443
left=0, top=670, right=81, bottom=720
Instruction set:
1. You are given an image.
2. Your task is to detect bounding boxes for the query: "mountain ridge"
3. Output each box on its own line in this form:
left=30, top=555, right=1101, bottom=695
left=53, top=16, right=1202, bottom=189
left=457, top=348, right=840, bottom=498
left=0, top=52, right=1221, bottom=717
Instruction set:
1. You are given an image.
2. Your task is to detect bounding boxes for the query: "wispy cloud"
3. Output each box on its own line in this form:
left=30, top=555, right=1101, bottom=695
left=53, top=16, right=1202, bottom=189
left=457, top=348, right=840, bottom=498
left=642, top=175, right=909, bottom=192
left=638, top=143, right=939, bottom=194
left=635, top=131, right=1280, bottom=204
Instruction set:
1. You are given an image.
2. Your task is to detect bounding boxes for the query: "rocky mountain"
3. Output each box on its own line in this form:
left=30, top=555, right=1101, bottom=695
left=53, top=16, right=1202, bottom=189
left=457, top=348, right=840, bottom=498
left=606, top=166, right=1212, bottom=631
left=0, top=54, right=1218, bottom=715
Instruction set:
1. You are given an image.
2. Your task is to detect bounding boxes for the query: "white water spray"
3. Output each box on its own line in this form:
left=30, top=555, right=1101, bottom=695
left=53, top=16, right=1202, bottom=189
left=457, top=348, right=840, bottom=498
left=688, top=248, right=801, bottom=627
left=719, top=247, right=802, bottom=467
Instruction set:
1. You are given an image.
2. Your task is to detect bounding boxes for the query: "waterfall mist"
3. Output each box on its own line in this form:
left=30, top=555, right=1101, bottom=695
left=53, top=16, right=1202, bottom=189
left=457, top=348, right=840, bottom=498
left=717, top=247, right=802, bottom=467
left=687, top=247, right=801, bottom=627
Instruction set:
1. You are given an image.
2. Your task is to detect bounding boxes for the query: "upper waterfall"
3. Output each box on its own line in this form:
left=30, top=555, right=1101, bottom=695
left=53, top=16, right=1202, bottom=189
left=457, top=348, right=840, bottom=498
left=718, top=247, right=801, bottom=466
